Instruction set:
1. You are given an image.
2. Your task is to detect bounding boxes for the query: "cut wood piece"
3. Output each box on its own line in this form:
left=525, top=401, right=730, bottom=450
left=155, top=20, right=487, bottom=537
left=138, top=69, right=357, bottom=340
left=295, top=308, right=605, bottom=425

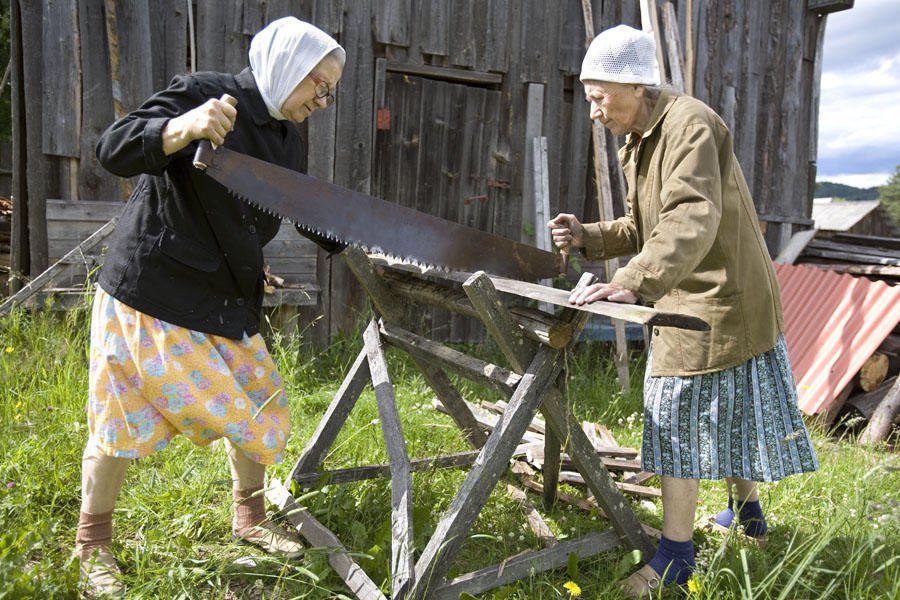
left=558, top=471, right=662, bottom=499
left=859, top=352, right=889, bottom=392
left=846, top=376, right=898, bottom=420
left=486, top=400, right=546, bottom=434
left=517, top=440, right=639, bottom=460
left=859, top=376, right=900, bottom=445
left=505, top=484, right=557, bottom=547
left=489, top=276, right=709, bottom=330
left=267, top=483, right=388, bottom=600
left=775, top=228, right=817, bottom=265
left=432, top=399, right=544, bottom=445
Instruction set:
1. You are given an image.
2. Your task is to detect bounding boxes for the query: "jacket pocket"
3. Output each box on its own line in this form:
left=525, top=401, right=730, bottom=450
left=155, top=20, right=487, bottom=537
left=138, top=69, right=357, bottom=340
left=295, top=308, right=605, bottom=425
left=157, top=227, right=222, bottom=272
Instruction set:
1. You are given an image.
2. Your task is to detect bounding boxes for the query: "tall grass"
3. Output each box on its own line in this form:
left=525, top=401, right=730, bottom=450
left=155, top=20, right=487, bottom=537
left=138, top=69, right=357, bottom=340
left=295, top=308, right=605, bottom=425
left=0, top=299, right=897, bottom=599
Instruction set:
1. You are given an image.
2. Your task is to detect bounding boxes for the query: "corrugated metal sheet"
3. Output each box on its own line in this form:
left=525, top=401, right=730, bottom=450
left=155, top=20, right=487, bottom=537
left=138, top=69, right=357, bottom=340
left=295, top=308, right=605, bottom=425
left=775, top=262, right=900, bottom=415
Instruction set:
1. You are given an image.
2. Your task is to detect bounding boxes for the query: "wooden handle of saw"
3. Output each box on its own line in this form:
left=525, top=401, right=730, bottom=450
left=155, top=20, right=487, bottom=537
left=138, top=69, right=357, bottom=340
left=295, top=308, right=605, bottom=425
left=192, top=93, right=238, bottom=170
left=559, top=245, right=570, bottom=276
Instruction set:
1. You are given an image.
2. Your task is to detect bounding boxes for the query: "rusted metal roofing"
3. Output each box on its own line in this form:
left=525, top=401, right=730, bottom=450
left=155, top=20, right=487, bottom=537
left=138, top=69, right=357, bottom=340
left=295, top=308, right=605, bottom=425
left=774, top=262, right=900, bottom=415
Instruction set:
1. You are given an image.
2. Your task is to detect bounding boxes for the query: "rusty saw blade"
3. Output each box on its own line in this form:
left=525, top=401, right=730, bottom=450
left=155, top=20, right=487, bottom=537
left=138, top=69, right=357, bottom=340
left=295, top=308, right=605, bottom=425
left=193, top=141, right=562, bottom=281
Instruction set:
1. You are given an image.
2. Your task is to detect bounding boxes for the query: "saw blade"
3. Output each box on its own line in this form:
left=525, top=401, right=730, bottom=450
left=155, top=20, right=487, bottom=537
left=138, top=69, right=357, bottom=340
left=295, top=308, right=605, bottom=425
left=194, top=142, right=562, bottom=281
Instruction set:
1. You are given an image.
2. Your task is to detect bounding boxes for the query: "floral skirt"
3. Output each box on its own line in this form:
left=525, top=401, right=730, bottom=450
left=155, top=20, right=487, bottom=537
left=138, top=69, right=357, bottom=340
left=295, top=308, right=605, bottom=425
left=642, top=335, right=818, bottom=482
left=86, top=287, right=290, bottom=464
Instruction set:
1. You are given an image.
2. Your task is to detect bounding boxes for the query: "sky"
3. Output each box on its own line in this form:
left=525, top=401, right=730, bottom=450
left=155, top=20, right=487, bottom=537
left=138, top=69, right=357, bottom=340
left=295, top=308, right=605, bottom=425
left=816, top=0, right=900, bottom=188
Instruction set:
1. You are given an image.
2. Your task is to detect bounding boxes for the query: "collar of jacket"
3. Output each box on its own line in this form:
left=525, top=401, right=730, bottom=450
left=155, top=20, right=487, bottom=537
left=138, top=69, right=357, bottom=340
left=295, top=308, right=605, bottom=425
left=624, top=87, right=680, bottom=150
left=235, top=68, right=280, bottom=127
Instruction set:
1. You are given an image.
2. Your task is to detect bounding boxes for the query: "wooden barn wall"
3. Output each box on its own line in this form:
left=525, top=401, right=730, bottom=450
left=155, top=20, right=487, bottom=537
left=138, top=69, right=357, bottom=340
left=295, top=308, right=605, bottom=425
left=11, top=0, right=827, bottom=343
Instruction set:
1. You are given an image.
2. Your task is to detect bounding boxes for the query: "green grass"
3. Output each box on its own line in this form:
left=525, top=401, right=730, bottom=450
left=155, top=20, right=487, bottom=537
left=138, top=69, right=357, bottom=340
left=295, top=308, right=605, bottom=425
left=1, top=300, right=897, bottom=599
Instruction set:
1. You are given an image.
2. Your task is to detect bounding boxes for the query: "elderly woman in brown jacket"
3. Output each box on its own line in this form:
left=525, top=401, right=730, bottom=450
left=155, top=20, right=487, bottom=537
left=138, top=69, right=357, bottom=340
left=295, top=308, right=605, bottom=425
left=548, top=25, right=817, bottom=597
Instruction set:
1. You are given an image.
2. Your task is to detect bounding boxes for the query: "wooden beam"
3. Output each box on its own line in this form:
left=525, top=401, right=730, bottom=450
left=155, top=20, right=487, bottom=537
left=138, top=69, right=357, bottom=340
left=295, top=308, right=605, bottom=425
left=266, top=483, right=388, bottom=600
left=463, top=271, right=535, bottom=374
left=290, top=451, right=483, bottom=488
left=363, top=320, right=414, bottom=597
left=288, top=348, right=370, bottom=483
left=431, top=530, right=621, bottom=600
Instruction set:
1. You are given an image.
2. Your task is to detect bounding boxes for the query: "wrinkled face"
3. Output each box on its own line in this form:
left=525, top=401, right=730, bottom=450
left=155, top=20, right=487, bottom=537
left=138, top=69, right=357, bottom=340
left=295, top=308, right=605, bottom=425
left=280, top=57, right=343, bottom=123
left=583, top=81, right=646, bottom=136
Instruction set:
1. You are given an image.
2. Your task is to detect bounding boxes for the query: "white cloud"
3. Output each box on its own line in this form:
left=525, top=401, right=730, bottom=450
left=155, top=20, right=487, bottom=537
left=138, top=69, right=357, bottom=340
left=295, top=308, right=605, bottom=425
left=816, top=0, right=900, bottom=181
left=817, top=173, right=890, bottom=188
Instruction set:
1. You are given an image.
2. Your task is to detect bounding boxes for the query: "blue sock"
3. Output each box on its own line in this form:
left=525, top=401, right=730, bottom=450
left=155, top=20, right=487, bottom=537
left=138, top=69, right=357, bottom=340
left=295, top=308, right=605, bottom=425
left=648, top=535, right=695, bottom=585
left=737, top=499, right=768, bottom=537
left=714, top=496, right=735, bottom=528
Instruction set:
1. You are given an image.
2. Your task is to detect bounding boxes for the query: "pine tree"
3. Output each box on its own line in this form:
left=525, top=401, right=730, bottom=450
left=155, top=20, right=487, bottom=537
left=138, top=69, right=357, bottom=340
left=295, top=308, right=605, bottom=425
left=879, top=166, right=900, bottom=225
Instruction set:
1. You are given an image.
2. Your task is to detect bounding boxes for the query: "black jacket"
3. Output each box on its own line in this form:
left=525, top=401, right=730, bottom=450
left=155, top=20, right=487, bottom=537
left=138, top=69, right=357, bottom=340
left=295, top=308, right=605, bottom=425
left=96, top=68, right=303, bottom=339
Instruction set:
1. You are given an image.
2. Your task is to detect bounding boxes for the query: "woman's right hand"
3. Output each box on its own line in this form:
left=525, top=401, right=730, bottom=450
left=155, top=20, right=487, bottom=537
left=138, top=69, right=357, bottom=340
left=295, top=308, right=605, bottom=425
left=162, top=96, right=238, bottom=155
left=547, top=213, right=585, bottom=249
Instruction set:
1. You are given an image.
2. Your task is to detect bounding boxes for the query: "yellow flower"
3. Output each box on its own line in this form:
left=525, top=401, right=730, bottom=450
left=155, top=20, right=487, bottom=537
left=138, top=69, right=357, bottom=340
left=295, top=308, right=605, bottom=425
left=4, top=346, right=13, bottom=353
left=563, top=581, right=582, bottom=597
left=687, top=576, right=701, bottom=593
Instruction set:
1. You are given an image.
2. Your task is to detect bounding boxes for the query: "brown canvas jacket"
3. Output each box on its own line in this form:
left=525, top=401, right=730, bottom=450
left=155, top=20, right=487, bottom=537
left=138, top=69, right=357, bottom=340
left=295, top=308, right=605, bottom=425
left=581, top=88, right=784, bottom=376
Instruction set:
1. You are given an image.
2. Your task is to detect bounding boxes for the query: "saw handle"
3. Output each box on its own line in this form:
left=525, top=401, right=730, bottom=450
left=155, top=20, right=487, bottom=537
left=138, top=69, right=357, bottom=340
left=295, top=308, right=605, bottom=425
left=192, top=94, right=238, bottom=170
left=559, top=246, right=569, bottom=276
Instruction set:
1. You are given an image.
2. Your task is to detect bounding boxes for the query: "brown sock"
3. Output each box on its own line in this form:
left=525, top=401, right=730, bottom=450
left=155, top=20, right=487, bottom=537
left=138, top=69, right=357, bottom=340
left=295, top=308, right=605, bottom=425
left=75, top=510, right=113, bottom=561
left=232, top=486, right=266, bottom=536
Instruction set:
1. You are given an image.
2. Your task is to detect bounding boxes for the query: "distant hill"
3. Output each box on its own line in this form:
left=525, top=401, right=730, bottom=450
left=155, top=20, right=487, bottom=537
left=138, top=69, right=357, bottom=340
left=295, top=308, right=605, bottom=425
left=815, top=181, right=880, bottom=201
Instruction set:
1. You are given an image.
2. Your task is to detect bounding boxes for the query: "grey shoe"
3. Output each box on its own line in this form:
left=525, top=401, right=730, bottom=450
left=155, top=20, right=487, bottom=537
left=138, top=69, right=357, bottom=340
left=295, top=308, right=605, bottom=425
left=233, top=520, right=304, bottom=558
left=79, top=547, right=125, bottom=598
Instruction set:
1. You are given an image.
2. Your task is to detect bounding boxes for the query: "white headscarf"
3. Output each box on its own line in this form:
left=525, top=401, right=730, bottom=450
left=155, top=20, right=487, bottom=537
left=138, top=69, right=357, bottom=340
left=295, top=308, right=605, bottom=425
left=249, top=16, right=345, bottom=120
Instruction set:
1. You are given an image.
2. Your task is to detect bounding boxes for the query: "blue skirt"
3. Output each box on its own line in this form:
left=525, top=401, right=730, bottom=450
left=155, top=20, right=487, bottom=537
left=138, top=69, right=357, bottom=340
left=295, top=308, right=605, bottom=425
left=642, top=335, right=819, bottom=482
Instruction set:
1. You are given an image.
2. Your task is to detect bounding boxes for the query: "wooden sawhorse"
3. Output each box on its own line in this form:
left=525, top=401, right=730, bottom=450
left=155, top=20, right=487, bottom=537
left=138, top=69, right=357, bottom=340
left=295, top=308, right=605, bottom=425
left=267, top=247, right=707, bottom=599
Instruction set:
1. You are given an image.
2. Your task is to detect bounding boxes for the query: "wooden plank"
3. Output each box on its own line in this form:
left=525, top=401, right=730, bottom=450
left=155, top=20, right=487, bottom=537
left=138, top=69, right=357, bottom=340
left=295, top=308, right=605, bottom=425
left=521, top=83, right=544, bottom=245
left=418, top=0, right=449, bottom=56
left=78, top=0, right=119, bottom=201
left=107, top=0, right=154, bottom=114
left=363, top=321, right=415, bottom=597
left=21, top=0, right=50, bottom=274
left=859, top=376, right=900, bottom=445
left=291, top=451, right=482, bottom=487
left=42, top=0, right=80, bottom=158
left=775, top=229, right=817, bottom=265
left=488, top=276, right=710, bottom=331
left=541, top=386, right=655, bottom=556
left=432, top=399, right=543, bottom=446
left=0, top=218, right=117, bottom=317
left=448, top=0, right=476, bottom=67
left=196, top=0, right=243, bottom=73
left=374, top=0, right=411, bottom=46
left=288, top=348, right=370, bottom=482
left=379, top=321, right=520, bottom=396
left=505, top=484, right=557, bottom=546
left=384, top=61, right=503, bottom=85
left=542, top=417, right=561, bottom=509
left=806, top=239, right=900, bottom=261
left=660, top=1, right=685, bottom=92
left=463, top=271, right=535, bottom=374
left=431, top=530, right=620, bottom=599
left=149, top=0, right=188, bottom=92
left=411, top=345, right=568, bottom=599
left=266, top=483, right=388, bottom=600
left=10, top=0, right=28, bottom=293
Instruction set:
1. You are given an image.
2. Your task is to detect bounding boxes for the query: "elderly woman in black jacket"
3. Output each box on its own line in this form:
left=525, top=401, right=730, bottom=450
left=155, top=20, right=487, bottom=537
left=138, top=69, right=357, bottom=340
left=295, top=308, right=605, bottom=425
left=75, top=17, right=343, bottom=597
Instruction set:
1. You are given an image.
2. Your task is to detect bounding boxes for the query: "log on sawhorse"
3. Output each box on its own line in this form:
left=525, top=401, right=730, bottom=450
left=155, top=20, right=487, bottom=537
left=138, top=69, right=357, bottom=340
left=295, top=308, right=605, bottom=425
left=268, top=247, right=708, bottom=599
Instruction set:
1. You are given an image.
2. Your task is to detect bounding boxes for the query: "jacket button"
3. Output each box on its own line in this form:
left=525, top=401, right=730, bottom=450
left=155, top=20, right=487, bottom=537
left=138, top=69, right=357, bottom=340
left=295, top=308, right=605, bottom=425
left=248, top=225, right=256, bottom=234
left=653, top=328, right=659, bottom=336
left=236, top=298, right=245, bottom=307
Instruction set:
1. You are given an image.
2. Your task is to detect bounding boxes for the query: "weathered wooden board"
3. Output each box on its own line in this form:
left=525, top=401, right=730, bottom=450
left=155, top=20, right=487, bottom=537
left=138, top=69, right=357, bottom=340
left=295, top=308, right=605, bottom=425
left=42, top=0, right=80, bottom=158
left=149, top=0, right=188, bottom=91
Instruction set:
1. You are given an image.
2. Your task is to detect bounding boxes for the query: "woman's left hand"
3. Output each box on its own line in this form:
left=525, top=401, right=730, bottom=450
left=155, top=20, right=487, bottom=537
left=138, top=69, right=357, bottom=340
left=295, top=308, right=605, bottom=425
left=569, top=282, right=639, bottom=305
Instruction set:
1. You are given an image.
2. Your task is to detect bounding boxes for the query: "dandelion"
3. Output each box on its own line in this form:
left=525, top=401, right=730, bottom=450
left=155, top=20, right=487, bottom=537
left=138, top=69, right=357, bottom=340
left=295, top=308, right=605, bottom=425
left=563, top=580, right=582, bottom=597
left=4, top=346, right=13, bottom=353
left=687, top=576, right=701, bottom=593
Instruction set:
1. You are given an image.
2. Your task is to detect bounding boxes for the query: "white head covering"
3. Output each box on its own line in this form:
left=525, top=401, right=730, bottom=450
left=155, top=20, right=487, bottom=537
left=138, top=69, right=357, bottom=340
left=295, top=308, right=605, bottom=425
left=580, top=24, right=660, bottom=86
left=249, top=16, right=345, bottom=120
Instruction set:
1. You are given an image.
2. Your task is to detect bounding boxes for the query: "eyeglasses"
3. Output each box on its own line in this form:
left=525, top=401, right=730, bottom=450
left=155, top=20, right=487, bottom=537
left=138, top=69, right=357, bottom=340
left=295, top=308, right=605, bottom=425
left=308, top=73, right=335, bottom=107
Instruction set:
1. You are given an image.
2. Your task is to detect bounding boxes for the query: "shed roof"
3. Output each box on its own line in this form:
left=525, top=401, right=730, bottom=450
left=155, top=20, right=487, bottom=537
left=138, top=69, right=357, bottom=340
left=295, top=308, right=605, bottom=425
left=811, top=200, right=881, bottom=232
left=775, top=262, right=900, bottom=415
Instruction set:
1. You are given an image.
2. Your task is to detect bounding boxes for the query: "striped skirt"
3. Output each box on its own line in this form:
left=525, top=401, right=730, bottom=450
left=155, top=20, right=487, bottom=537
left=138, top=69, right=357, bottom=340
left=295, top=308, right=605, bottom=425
left=642, top=335, right=819, bottom=482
